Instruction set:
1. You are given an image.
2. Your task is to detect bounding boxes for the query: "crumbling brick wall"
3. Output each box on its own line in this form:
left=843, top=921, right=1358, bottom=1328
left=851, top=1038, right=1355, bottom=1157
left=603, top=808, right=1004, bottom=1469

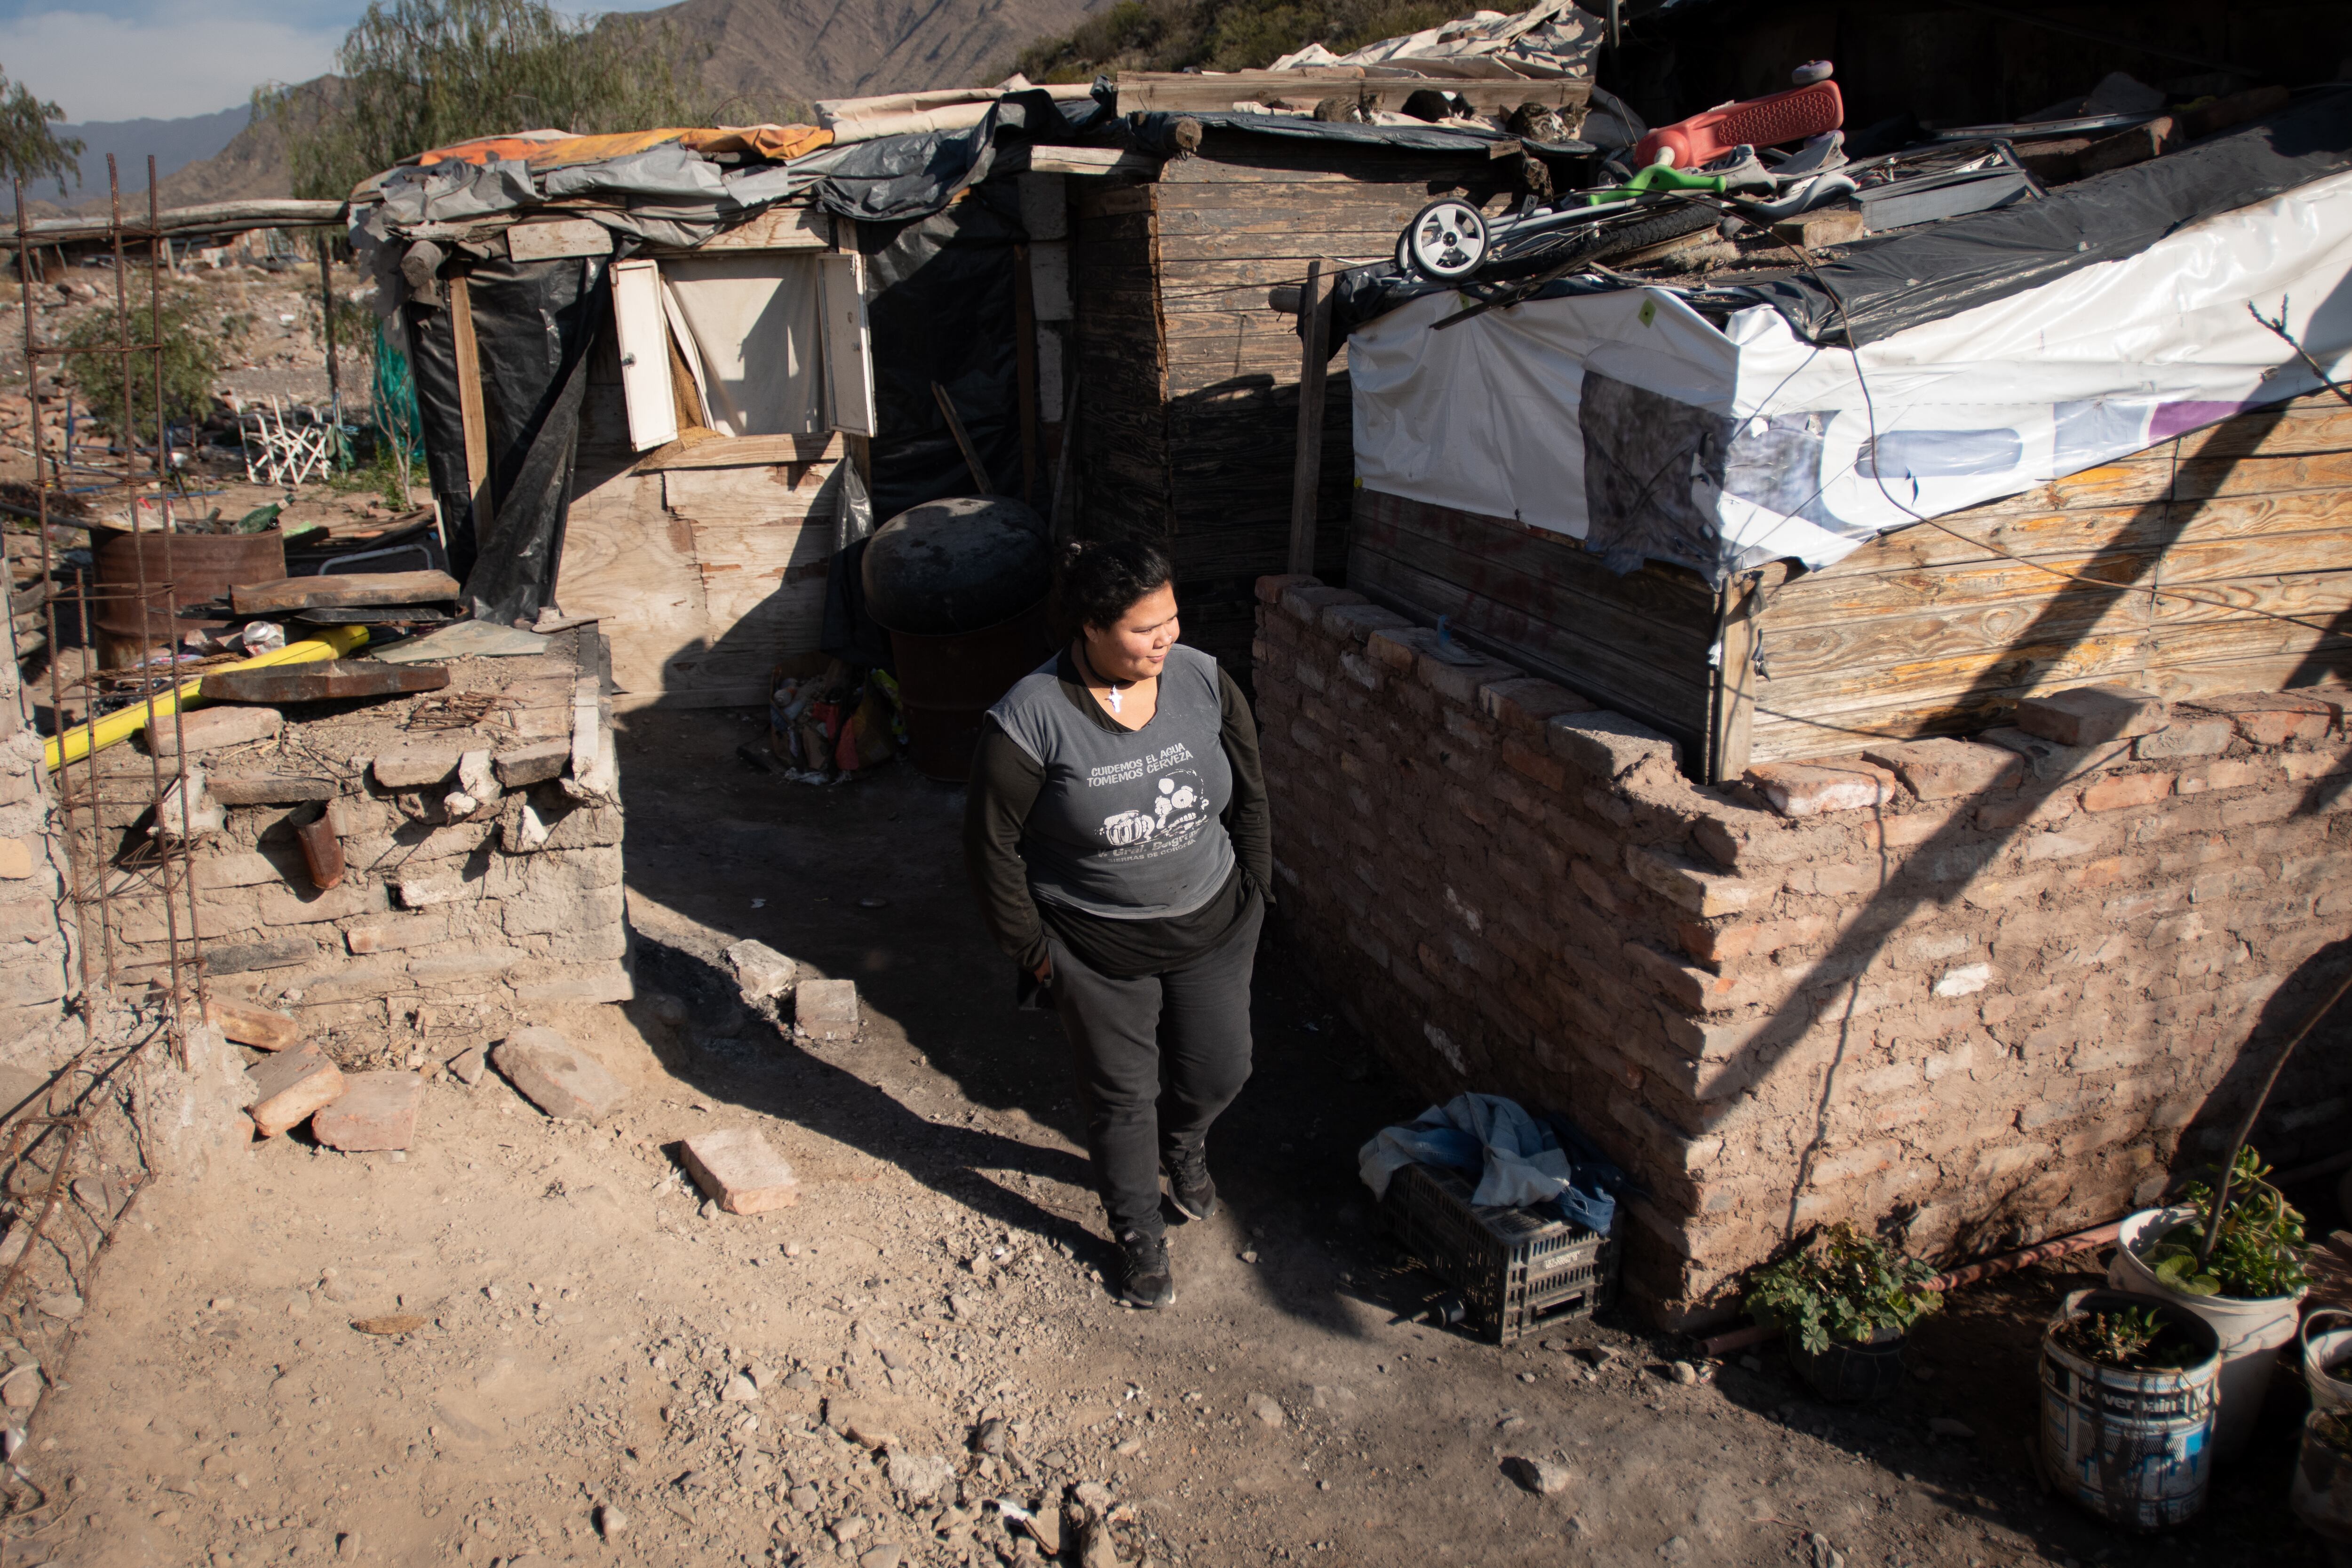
left=1254, top=574, right=2352, bottom=1328
left=0, top=650, right=72, bottom=1060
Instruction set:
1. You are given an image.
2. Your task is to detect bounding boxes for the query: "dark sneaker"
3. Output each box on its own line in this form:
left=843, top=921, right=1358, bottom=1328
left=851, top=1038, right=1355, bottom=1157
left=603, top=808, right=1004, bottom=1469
left=1163, top=1146, right=1219, bottom=1221
left=1117, top=1229, right=1174, bottom=1309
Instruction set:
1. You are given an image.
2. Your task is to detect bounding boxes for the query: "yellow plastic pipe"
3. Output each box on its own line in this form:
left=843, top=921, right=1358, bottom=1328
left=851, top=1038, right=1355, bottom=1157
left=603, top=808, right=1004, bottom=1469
left=44, top=624, right=370, bottom=772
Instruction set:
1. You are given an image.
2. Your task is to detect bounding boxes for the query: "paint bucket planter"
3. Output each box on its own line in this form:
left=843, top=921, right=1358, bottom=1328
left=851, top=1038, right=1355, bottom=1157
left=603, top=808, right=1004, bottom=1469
left=2040, top=1288, right=2221, bottom=1530
left=2306, top=1310, right=2352, bottom=1416
left=1787, top=1328, right=1907, bottom=1403
left=2108, top=1207, right=2305, bottom=1464
left=2293, top=1410, right=2352, bottom=1551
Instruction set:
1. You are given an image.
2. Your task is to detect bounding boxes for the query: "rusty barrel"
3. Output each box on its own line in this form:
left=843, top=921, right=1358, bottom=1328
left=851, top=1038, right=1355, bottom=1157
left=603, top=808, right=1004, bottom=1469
left=862, top=496, right=1053, bottom=782
left=91, top=525, right=285, bottom=668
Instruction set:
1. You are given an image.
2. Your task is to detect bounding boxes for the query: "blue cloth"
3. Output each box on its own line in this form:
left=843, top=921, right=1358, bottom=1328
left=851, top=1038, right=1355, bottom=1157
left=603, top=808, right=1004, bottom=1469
left=1359, top=1093, right=1623, bottom=1234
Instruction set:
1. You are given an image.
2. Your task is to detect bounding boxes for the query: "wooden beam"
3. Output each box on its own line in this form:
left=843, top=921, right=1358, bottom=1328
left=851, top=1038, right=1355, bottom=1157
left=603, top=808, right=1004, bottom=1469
left=632, top=431, right=845, bottom=473
left=1707, top=569, right=1784, bottom=784
left=11, top=198, right=346, bottom=246
left=448, top=276, right=495, bottom=537
left=932, top=382, right=993, bottom=496
left=1286, top=259, right=1331, bottom=576
left=1117, top=69, right=1591, bottom=117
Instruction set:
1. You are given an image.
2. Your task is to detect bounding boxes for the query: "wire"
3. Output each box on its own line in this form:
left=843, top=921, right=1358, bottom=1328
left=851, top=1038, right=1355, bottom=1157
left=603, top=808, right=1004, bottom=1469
left=1750, top=218, right=2352, bottom=649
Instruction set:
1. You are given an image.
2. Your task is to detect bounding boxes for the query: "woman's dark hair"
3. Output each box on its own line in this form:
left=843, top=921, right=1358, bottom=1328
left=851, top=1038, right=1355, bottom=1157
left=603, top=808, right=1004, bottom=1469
left=1053, top=538, right=1174, bottom=633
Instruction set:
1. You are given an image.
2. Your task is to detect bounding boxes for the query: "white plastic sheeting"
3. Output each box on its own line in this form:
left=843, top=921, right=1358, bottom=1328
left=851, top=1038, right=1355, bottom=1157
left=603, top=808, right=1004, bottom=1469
left=662, top=254, right=826, bottom=438
left=1348, top=166, right=2352, bottom=581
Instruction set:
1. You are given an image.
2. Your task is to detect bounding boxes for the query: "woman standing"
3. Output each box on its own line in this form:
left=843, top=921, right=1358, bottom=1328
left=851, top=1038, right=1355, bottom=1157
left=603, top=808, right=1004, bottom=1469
left=964, top=539, right=1271, bottom=1308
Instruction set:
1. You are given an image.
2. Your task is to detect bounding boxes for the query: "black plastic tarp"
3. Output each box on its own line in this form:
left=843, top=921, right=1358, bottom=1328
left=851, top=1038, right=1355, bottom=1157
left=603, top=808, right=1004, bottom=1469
left=1738, top=89, right=2352, bottom=346
left=803, top=88, right=1117, bottom=224
left=405, top=255, right=604, bottom=625
left=857, top=180, right=1031, bottom=523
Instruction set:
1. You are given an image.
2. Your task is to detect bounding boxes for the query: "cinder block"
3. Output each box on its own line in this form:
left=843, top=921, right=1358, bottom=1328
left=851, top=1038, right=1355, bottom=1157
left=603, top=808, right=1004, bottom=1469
left=680, top=1126, right=800, bottom=1214
left=1744, top=759, right=1899, bottom=818
left=311, top=1072, right=422, bottom=1152
left=2016, top=685, right=2166, bottom=747
left=146, top=706, right=281, bottom=756
left=246, top=1045, right=346, bottom=1138
left=1862, top=737, right=2025, bottom=799
left=491, top=1026, right=627, bottom=1121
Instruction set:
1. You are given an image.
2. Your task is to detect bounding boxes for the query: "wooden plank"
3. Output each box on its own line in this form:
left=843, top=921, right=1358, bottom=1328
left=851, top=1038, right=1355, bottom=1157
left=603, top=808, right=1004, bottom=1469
left=1072, top=184, right=1154, bottom=218
left=199, top=661, right=450, bottom=703
left=1287, top=260, right=1330, bottom=576
left=1351, top=548, right=1710, bottom=746
left=1117, top=70, right=1589, bottom=116
left=556, top=468, right=709, bottom=702
left=693, top=205, right=831, bottom=252
left=230, top=572, right=461, bottom=614
left=507, top=219, right=613, bottom=262
left=633, top=432, right=844, bottom=473
left=208, top=773, right=338, bottom=805
left=660, top=462, right=838, bottom=528
left=448, top=277, right=496, bottom=527
left=1708, top=569, right=1787, bottom=784
left=1159, top=145, right=1498, bottom=185
left=1833, top=488, right=2352, bottom=574
left=609, top=259, right=679, bottom=452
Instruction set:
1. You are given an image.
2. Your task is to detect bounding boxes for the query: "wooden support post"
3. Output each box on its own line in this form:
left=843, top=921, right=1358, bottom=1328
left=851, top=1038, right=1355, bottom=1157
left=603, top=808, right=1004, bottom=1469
left=448, top=276, right=493, bottom=535
left=1013, top=243, right=1041, bottom=508
left=1286, top=259, right=1332, bottom=576
left=932, top=381, right=993, bottom=496
left=317, top=231, right=339, bottom=416
left=1706, top=567, right=1780, bottom=784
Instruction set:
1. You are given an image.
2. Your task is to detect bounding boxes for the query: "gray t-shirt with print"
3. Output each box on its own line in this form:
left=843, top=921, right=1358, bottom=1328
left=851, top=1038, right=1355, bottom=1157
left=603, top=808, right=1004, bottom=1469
left=985, top=644, right=1236, bottom=921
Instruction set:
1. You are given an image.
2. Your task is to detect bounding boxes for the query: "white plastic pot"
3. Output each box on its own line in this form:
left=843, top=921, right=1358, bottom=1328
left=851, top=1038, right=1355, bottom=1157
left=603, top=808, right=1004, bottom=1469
left=2306, top=1308, right=2352, bottom=1414
left=2109, top=1207, right=2306, bottom=1465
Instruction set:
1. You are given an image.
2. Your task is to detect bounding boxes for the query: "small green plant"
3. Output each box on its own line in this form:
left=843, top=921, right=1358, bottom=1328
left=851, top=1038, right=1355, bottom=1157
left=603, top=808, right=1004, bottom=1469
left=1745, top=1223, right=1943, bottom=1354
left=2138, top=1146, right=2312, bottom=1300
left=2055, top=1305, right=2201, bottom=1371
left=61, top=294, right=225, bottom=449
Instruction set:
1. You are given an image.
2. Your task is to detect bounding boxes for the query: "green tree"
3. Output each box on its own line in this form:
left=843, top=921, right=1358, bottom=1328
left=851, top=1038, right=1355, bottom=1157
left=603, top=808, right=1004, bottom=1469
left=0, top=69, right=82, bottom=199
left=61, top=295, right=225, bottom=449
left=258, top=0, right=712, bottom=202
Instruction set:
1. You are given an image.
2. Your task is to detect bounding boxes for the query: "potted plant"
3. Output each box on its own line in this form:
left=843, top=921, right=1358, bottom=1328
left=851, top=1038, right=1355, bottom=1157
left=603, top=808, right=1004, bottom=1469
left=1745, top=1223, right=1943, bottom=1402
left=2293, top=1409, right=2352, bottom=1550
left=2111, top=1146, right=2312, bottom=1463
left=2040, top=1289, right=2220, bottom=1528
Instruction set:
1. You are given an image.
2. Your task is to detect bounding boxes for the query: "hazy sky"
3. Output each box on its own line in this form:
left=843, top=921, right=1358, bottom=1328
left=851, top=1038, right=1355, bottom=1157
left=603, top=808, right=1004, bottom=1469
left=0, top=0, right=673, bottom=123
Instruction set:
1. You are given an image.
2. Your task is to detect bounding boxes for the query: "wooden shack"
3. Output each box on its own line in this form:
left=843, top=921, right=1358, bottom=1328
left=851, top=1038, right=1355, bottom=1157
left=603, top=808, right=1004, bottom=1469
left=1351, top=388, right=2352, bottom=780
left=1070, top=120, right=1572, bottom=667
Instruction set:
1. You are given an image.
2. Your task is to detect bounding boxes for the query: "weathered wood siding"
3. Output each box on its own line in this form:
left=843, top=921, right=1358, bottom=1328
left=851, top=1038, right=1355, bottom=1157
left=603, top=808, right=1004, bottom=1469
left=1072, top=134, right=1525, bottom=672
left=1349, top=390, right=2352, bottom=771
left=1750, top=390, right=2352, bottom=762
left=561, top=382, right=840, bottom=709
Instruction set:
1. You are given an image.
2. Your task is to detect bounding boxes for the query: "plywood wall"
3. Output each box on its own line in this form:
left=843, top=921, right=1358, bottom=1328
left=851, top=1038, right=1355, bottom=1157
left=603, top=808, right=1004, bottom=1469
left=561, top=383, right=840, bottom=709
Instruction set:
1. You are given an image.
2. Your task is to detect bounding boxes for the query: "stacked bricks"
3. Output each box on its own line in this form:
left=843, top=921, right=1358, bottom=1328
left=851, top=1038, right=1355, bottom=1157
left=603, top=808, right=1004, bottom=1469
left=1254, top=576, right=2352, bottom=1328
left=0, top=647, right=71, bottom=1059
left=95, top=629, right=631, bottom=1037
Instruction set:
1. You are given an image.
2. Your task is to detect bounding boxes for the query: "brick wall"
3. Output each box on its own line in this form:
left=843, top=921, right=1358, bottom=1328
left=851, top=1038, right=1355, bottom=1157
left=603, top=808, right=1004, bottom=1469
left=1254, top=574, right=2352, bottom=1328
left=0, top=645, right=72, bottom=1060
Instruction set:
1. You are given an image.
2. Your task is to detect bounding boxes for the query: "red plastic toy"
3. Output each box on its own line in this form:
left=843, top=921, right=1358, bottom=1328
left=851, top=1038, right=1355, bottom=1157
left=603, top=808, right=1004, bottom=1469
left=1634, top=69, right=1845, bottom=169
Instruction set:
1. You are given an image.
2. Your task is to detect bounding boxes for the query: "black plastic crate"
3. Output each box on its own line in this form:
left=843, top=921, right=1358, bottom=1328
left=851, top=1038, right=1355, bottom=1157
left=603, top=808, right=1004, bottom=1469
left=1381, top=1161, right=1617, bottom=1344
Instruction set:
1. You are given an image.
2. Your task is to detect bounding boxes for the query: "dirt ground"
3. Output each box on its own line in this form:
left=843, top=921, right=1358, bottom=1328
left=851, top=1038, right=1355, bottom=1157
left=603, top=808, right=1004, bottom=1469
left=16, top=707, right=2344, bottom=1568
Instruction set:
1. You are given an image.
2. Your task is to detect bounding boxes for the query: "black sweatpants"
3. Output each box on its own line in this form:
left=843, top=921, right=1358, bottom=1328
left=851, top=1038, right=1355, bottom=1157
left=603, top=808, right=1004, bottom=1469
left=1045, top=885, right=1263, bottom=1241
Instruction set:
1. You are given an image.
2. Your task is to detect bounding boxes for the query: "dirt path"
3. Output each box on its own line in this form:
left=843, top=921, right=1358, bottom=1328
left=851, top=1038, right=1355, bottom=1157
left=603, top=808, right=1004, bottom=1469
left=22, top=710, right=2325, bottom=1568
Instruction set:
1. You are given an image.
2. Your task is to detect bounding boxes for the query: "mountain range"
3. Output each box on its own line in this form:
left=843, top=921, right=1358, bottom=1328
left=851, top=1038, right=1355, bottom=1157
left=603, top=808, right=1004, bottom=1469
left=26, top=0, right=1112, bottom=216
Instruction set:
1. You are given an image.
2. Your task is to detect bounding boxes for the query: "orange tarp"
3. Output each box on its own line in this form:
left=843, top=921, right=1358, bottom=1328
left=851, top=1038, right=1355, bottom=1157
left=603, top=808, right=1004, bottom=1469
left=415, top=125, right=832, bottom=170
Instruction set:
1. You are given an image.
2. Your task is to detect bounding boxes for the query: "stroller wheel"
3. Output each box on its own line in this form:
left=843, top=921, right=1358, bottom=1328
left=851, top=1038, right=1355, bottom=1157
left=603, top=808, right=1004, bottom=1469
left=1405, top=198, right=1490, bottom=281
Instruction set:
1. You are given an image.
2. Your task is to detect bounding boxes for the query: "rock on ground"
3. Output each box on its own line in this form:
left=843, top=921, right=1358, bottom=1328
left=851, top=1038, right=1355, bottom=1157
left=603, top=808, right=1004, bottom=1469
left=490, top=1027, right=627, bottom=1120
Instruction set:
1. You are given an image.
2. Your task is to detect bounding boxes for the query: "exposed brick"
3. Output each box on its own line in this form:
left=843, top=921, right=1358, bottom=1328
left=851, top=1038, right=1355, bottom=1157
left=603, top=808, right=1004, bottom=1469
left=1862, top=738, right=2023, bottom=799
left=1321, top=603, right=1411, bottom=645
left=1548, top=711, right=1677, bottom=780
left=2081, top=771, right=2172, bottom=812
left=1478, top=677, right=1594, bottom=736
left=2195, top=691, right=2338, bottom=747
left=1624, top=847, right=1751, bottom=917
left=246, top=1046, right=345, bottom=1138
left=1279, top=584, right=1364, bottom=624
left=2015, top=685, right=2166, bottom=747
left=1255, top=573, right=1317, bottom=605
left=681, top=1126, right=800, bottom=1214
left=147, top=705, right=281, bottom=756
left=491, top=1027, right=627, bottom=1120
left=372, top=744, right=464, bottom=789
left=1744, top=759, right=1899, bottom=818
left=2132, top=717, right=2234, bottom=760
left=311, top=1072, right=422, bottom=1152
